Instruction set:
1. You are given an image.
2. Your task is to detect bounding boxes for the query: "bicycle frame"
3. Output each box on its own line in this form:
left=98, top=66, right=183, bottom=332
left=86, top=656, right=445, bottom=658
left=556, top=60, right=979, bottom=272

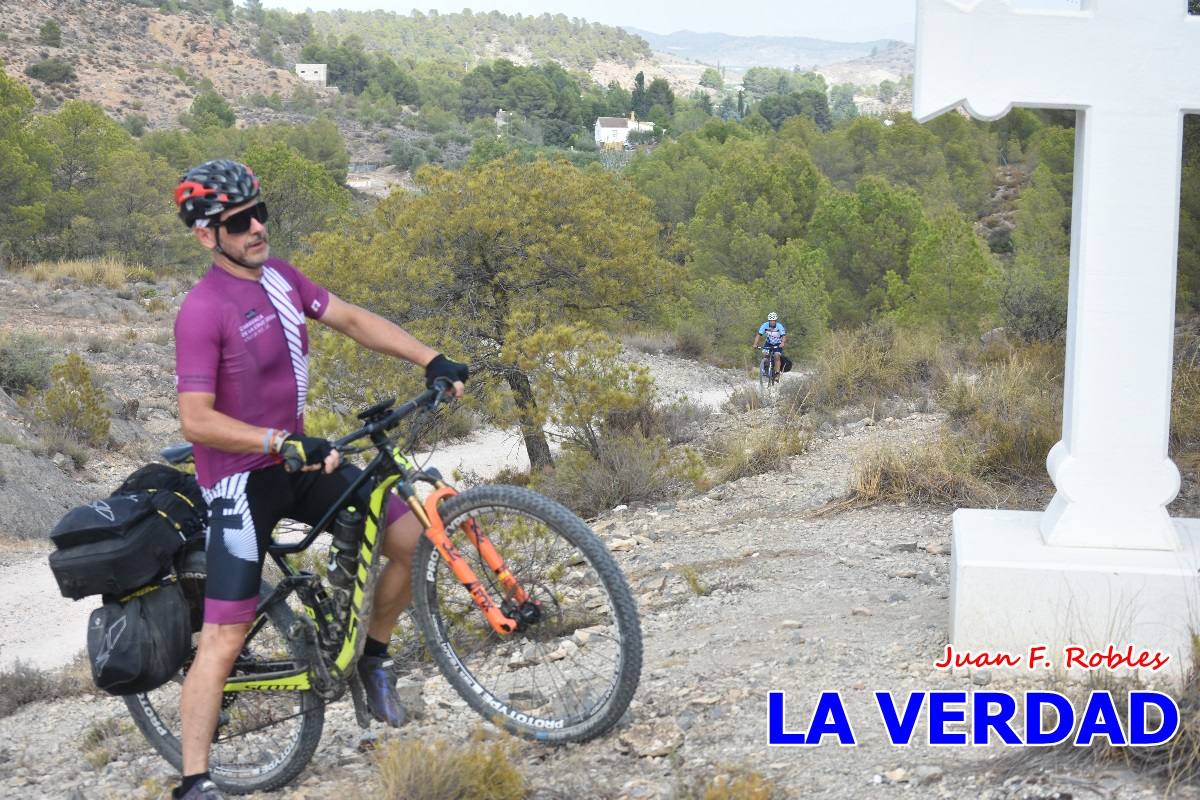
left=223, top=441, right=530, bottom=695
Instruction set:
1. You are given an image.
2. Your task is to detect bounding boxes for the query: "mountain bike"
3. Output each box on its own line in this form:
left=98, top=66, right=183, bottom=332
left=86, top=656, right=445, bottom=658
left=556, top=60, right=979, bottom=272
left=124, top=379, right=643, bottom=794
left=758, top=348, right=781, bottom=398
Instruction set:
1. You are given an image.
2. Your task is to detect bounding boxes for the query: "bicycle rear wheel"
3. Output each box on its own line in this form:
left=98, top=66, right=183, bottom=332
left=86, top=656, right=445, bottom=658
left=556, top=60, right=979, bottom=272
left=124, top=581, right=325, bottom=795
left=412, top=485, right=642, bottom=743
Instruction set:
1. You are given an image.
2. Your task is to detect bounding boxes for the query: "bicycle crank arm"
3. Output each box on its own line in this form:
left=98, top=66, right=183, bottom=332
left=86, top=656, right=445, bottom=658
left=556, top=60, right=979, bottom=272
left=347, top=673, right=373, bottom=729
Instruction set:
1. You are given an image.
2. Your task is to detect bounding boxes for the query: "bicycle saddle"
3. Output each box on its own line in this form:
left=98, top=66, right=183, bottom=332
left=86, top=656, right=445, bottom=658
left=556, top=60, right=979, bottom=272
left=160, top=442, right=194, bottom=465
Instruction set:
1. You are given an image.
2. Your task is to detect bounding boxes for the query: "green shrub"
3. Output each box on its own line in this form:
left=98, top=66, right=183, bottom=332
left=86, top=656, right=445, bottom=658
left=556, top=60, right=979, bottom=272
left=374, top=735, right=524, bottom=800
left=38, top=19, right=62, bottom=47
left=24, top=57, right=75, bottom=84
left=121, top=112, right=148, bottom=137
left=35, top=353, right=111, bottom=447
left=538, top=433, right=701, bottom=518
left=0, top=333, right=56, bottom=394
left=391, top=139, right=428, bottom=171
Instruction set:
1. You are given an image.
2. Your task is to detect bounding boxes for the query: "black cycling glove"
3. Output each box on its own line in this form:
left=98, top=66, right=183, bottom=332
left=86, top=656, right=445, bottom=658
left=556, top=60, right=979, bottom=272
left=425, top=353, right=470, bottom=388
left=278, top=434, right=334, bottom=473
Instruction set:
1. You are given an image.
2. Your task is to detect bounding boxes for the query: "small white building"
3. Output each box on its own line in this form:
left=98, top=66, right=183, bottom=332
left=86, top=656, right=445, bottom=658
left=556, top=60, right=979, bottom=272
left=593, top=113, right=654, bottom=148
left=295, top=64, right=327, bottom=87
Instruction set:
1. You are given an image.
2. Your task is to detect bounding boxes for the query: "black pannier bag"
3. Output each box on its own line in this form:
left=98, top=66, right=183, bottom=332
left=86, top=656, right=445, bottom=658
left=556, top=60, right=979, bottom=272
left=116, top=463, right=206, bottom=516
left=48, top=465, right=206, bottom=600
left=87, top=578, right=192, bottom=695
left=780, top=354, right=794, bottom=373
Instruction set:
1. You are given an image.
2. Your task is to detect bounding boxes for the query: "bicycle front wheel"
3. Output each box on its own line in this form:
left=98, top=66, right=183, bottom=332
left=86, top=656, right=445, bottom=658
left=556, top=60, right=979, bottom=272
left=124, top=581, right=325, bottom=795
left=412, top=485, right=642, bottom=743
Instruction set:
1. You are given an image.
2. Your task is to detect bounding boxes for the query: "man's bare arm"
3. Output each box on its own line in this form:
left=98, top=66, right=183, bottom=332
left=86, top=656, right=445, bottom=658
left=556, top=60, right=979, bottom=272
left=179, top=392, right=273, bottom=453
left=318, top=294, right=463, bottom=397
left=318, top=294, right=437, bottom=367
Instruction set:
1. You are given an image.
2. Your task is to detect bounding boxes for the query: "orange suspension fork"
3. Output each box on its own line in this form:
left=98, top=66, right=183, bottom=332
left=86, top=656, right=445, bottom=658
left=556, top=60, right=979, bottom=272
left=410, top=486, right=527, bottom=635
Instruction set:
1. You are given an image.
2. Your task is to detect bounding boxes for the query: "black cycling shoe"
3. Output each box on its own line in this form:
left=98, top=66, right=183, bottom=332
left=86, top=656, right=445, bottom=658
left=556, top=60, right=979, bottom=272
left=175, top=779, right=225, bottom=800
left=357, top=656, right=407, bottom=728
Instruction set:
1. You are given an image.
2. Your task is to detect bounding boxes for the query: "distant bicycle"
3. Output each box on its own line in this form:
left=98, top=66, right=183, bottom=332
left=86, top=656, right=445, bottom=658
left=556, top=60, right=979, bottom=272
left=758, top=348, right=781, bottom=398
left=124, top=379, right=643, bottom=794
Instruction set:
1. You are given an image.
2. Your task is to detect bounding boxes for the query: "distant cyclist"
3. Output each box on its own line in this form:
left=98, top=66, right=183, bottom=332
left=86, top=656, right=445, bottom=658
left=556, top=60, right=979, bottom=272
left=753, top=312, right=787, bottom=378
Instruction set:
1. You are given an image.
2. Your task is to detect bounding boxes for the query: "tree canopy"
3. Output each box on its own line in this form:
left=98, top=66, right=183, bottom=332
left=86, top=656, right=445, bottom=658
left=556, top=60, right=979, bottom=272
left=303, top=157, right=680, bottom=468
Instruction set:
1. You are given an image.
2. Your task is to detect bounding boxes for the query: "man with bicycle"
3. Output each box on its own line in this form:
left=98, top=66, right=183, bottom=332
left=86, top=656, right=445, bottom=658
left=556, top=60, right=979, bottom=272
left=753, top=312, right=787, bottom=379
left=170, top=160, right=468, bottom=800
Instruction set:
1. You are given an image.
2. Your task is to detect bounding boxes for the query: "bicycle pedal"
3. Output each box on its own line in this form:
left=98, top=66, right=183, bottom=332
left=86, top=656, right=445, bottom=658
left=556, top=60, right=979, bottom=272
left=348, top=674, right=373, bottom=729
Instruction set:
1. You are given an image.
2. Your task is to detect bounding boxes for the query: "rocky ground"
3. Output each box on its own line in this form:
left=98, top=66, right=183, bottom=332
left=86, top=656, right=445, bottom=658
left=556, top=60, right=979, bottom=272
left=0, top=272, right=1193, bottom=799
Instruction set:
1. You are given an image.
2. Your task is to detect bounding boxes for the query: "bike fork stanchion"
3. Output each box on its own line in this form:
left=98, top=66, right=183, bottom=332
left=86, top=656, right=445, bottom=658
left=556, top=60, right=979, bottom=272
left=406, top=486, right=521, bottom=635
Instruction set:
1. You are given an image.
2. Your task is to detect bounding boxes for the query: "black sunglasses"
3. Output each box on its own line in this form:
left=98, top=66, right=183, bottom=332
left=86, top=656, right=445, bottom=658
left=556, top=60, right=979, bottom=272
left=217, top=202, right=269, bottom=235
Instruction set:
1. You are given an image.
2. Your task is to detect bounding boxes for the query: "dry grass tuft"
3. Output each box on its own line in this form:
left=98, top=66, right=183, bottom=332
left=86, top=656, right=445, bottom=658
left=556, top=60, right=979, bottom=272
left=802, top=321, right=948, bottom=413
left=722, top=385, right=766, bottom=414
left=0, top=653, right=94, bottom=718
left=847, top=342, right=1063, bottom=507
left=712, top=426, right=809, bottom=484
left=27, top=257, right=140, bottom=289
left=374, top=734, right=525, bottom=800
left=1020, top=638, right=1200, bottom=792
left=679, top=565, right=711, bottom=597
left=674, top=767, right=780, bottom=800
left=851, top=440, right=996, bottom=508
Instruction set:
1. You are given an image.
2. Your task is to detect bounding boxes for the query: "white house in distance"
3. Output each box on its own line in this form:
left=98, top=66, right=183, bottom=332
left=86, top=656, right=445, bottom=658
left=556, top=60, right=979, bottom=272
left=594, top=113, right=654, bottom=148
left=295, top=64, right=327, bottom=87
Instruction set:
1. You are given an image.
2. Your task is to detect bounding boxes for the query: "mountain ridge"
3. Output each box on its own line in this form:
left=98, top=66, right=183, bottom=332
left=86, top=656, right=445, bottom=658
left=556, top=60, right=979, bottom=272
left=624, top=27, right=908, bottom=69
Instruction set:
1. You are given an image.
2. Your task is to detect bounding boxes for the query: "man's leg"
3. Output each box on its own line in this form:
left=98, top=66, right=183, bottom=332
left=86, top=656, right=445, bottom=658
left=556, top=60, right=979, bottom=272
left=180, top=622, right=252, bottom=774
left=773, top=351, right=781, bottom=376
left=368, top=510, right=423, bottom=641
left=355, top=506, right=423, bottom=727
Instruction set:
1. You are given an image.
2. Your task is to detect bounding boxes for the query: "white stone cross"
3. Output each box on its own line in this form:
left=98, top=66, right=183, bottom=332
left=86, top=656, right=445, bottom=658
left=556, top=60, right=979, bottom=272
left=917, top=0, right=1200, bottom=550
left=914, top=0, right=1200, bottom=671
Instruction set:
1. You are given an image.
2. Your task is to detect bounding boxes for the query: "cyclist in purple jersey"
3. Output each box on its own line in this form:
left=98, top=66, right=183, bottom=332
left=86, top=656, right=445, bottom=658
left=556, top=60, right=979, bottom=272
left=170, top=160, right=469, bottom=800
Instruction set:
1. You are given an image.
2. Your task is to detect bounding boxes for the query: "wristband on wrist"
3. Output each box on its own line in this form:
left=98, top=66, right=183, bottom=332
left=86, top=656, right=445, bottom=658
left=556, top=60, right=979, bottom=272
left=270, top=429, right=289, bottom=454
left=262, top=428, right=275, bottom=454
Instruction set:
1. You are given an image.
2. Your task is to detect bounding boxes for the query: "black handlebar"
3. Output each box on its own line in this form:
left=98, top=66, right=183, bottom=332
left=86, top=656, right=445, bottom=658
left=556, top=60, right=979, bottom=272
left=332, top=377, right=453, bottom=450
left=160, top=380, right=454, bottom=468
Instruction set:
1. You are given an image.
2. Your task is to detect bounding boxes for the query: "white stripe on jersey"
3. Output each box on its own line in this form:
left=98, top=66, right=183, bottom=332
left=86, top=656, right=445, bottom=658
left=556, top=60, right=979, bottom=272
left=261, top=266, right=309, bottom=419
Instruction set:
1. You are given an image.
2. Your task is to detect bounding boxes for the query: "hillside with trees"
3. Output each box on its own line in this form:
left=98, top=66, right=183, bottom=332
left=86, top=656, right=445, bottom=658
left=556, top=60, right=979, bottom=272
left=3, top=0, right=1199, bottom=492
left=309, top=9, right=652, bottom=70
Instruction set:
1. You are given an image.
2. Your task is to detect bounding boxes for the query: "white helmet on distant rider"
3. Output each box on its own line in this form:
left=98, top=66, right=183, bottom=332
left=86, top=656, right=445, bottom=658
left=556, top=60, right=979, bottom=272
left=767, top=312, right=778, bottom=321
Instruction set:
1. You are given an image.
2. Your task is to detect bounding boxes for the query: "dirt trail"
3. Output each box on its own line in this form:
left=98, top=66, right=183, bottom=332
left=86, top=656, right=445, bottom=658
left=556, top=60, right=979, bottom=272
left=0, top=343, right=749, bottom=672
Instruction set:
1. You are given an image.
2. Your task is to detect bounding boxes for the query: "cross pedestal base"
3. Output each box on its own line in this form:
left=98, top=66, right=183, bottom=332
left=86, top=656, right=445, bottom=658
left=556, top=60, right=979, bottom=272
left=950, top=509, right=1200, bottom=680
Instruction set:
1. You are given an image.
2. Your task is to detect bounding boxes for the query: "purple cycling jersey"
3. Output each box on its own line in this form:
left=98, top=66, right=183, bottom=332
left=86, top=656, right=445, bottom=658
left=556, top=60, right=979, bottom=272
left=174, top=258, right=329, bottom=489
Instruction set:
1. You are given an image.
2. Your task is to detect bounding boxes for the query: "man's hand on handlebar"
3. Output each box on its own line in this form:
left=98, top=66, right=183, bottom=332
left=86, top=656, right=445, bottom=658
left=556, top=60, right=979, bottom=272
left=278, top=433, right=340, bottom=474
left=425, top=353, right=468, bottom=399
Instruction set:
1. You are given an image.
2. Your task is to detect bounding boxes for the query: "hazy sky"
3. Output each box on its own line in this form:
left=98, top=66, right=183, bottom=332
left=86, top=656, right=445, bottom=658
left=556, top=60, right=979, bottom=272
left=266, top=0, right=921, bottom=42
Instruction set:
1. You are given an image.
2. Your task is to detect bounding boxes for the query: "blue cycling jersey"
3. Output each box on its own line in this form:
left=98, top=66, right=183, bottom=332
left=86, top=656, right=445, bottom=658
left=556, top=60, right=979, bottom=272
left=758, top=321, right=786, bottom=346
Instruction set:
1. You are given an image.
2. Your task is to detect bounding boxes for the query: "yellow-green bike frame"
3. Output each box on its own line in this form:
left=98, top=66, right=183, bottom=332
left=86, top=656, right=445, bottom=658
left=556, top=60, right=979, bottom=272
left=223, top=438, right=530, bottom=695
